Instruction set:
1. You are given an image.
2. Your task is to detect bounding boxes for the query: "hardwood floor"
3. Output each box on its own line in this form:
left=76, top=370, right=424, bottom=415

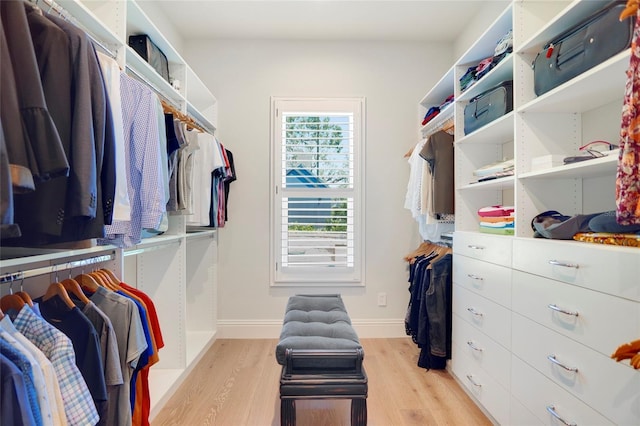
left=151, top=338, right=493, bottom=426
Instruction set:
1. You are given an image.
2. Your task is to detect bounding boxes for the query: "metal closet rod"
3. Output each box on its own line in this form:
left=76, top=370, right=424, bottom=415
left=125, top=65, right=181, bottom=111
left=32, top=0, right=118, bottom=59
left=125, top=65, right=215, bottom=135
left=0, top=252, right=116, bottom=284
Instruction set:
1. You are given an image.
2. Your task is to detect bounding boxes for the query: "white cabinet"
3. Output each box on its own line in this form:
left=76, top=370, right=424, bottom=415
left=511, top=355, right=614, bottom=426
left=512, top=269, right=640, bottom=358
left=513, top=237, right=640, bottom=302
left=429, top=1, right=640, bottom=424
left=451, top=338, right=511, bottom=425
left=452, top=233, right=513, bottom=424
left=454, top=231, right=512, bottom=267
left=123, top=229, right=218, bottom=417
left=512, top=313, right=640, bottom=425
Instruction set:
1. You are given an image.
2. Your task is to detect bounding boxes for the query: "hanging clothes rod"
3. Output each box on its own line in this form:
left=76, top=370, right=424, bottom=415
left=126, top=65, right=214, bottom=135
left=0, top=252, right=115, bottom=284
left=32, top=0, right=118, bottom=59
left=122, top=238, right=182, bottom=257
left=185, top=104, right=216, bottom=135
left=88, top=33, right=118, bottom=60
left=421, top=109, right=455, bottom=139
left=125, top=64, right=182, bottom=110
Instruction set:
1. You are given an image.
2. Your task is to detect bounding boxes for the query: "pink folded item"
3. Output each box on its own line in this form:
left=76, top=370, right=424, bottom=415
left=477, top=205, right=514, bottom=217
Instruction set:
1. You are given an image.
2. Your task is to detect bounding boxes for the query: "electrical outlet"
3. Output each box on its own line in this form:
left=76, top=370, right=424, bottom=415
left=377, top=292, right=387, bottom=307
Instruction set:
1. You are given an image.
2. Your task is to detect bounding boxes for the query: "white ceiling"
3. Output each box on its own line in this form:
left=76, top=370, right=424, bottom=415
left=150, top=0, right=489, bottom=42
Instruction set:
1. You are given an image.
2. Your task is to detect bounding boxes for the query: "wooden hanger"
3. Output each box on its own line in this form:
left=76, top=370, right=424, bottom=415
left=43, top=282, right=76, bottom=309
left=100, top=269, right=121, bottom=287
left=621, top=0, right=639, bottom=20
left=427, top=245, right=452, bottom=268
left=441, top=118, right=455, bottom=135
left=404, top=241, right=439, bottom=262
left=0, top=294, right=25, bottom=313
left=161, top=99, right=206, bottom=133
left=91, top=270, right=119, bottom=290
left=404, top=241, right=451, bottom=263
left=404, top=146, right=414, bottom=158
left=61, top=278, right=91, bottom=305
left=88, top=270, right=109, bottom=287
left=75, top=273, right=100, bottom=293
left=15, top=291, right=34, bottom=307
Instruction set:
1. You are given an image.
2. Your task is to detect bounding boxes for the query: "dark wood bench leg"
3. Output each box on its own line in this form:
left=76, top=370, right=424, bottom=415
left=351, top=398, right=367, bottom=426
left=281, top=399, right=296, bottom=426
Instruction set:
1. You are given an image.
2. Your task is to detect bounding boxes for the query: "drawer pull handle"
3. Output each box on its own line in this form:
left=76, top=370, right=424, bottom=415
left=547, top=304, right=579, bottom=317
left=547, top=354, right=578, bottom=373
left=467, top=307, right=484, bottom=317
left=467, top=274, right=483, bottom=281
left=466, top=374, right=482, bottom=388
left=467, top=245, right=485, bottom=250
left=546, top=405, right=577, bottom=426
left=548, top=259, right=579, bottom=269
left=467, top=341, right=483, bottom=352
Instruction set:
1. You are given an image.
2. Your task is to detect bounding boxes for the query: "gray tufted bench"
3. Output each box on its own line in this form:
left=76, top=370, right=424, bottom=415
left=276, top=294, right=368, bottom=426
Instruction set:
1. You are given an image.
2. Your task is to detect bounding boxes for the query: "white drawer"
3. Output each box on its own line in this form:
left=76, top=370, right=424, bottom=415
left=511, top=396, right=543, bottom=426
left=511, top=356, right=613, bottom=426
left=512, top=237, right=640, bottom=301
left=512, top=270, right=640, bottom=357
left=453, top=254, right=512, bottom=308
left=453, top=313, right=511, bottom=389
left=512, top=314, right=640, bottom=425
left=454, top=231, right=512, bottom=267
left=451, top=340, right=510, bottom=425
left=453, top=284, right=511, bottom=349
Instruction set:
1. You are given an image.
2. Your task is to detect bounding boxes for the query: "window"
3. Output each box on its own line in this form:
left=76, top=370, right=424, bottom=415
left=270, top=97, right=365, bottom=285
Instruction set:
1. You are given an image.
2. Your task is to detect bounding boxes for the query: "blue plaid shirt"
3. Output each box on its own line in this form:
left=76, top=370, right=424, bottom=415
left=14, top=306, right=99, bottom=425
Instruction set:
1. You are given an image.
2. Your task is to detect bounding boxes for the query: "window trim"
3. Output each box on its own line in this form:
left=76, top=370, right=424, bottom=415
left=269, top=96, right=366, bottom=287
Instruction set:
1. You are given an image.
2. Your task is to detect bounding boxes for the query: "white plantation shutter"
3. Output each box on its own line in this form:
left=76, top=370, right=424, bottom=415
left=271, top=98, right=365, bottom=285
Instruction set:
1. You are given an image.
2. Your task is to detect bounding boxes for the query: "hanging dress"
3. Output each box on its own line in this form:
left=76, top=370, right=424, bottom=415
left=617, top=5, right=640, bottom=225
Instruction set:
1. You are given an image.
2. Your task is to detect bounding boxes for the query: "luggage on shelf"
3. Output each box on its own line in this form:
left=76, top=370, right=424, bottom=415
left=532, top=0, right=633, bottom=96
left=463, top=80, right=513, bottom=135
left=128, top=34, right=171, bottom=83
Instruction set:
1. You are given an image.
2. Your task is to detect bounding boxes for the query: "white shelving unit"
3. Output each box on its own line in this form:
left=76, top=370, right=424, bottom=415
left=453, top=4, right=515, bottom=234
left=119, top=2, right=220, bottom=417
left=419, top=66, right=454, bottom=137
left=417, top=1, right=640, bottom=424
left=513, top=0, right=627, bottom=235
left=1, top=0, right=220, bottom=421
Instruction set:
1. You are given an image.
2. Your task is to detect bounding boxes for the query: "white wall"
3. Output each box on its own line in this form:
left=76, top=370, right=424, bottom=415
left=183, top=39, right=453, bottom=337
left=454, top=1, right=512, bottom=60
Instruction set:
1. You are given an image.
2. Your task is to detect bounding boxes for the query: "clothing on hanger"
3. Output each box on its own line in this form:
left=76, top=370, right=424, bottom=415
left=617, top=2, right=640, bottom=225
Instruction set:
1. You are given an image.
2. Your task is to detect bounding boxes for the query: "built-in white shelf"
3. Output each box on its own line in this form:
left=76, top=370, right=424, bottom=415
left=519, top=152, right=618, bottom=180
left=456, top=111, right=514, bottom=144
left=457, top=54, right=513, bottom=103
left=518, top=0, right=616, bottom=53
left=518, top=50, right=629, bottom=114
left=459, top=175, right=515, bottom=191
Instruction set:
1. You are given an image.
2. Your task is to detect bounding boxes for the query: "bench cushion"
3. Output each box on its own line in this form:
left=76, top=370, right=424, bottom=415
left=275, top=294, right=361, bottom=365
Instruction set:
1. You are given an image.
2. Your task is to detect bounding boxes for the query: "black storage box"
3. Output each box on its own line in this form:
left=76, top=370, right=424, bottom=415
left=128, top=34, right=171, bottom=83
left=464, top=80, right=513, bottom=135
left=532, top=1, right=633, bottom=96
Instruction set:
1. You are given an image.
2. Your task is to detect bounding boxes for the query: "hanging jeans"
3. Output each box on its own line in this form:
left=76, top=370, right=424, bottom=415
left=425, top=253, right=453, bottom=359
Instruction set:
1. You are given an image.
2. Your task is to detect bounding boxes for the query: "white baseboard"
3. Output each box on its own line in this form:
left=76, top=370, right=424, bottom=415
left=216, top=319, right=407, bottom=339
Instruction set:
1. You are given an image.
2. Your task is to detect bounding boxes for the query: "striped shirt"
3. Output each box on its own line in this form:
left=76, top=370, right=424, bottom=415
left=102, top=73, right=165, bottom=247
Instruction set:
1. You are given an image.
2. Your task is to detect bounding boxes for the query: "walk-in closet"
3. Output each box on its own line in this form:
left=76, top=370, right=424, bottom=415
left=2, top=1, right=639, bottom=425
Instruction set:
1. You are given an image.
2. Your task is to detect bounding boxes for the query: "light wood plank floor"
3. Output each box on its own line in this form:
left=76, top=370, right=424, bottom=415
left=151, top=338, right=492, bottom=426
